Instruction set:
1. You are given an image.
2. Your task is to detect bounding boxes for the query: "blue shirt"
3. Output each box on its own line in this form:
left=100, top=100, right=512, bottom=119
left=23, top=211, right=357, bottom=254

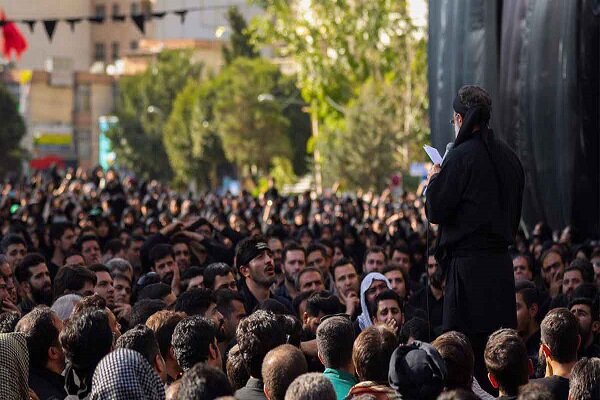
left=323, top=368, right=357, bottom=400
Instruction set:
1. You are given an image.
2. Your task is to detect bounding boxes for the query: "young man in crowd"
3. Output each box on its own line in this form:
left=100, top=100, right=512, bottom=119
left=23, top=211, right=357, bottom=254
left=484, top=328, right=531, bottom=399
left=16, top=306, right=66, bottom=400
left=171, top=315, right=222, bottom=371
left=515, top=280, right=542, bottom=370
left=145, top=310, right=186, bottom=384
left=533, top=308, right=581, bottom=400
left=370, top=289, right=404, bottom=336
left=88, top=263, right=115, bottom=309
left=76, top=234, right=102, bottom=266
left=14, top=253, right=53, bottom=314
left=203, top=262, right=238, bottom=291
left=262, top=345, right=308, bottom=400
left=48, top=222, right=76, bottom=279
left=149, top=244, right=179, bottom=295
left=1, top=234, right=27, bottom=269
left=316, top=315, right=357, bottom=400
left=115, top=324, right=167, bottom=383
left=215, top=289, right=247, bottom=352
left=569, top=297, right=600, bottom=358
left=296, top=267, right=326, bottom=295
left=331, top=258, right=360, bottom=317
left=363, top=246, right=386, bottom=274
left=408, top=252, right=444, bottom=337
left=275, top=242, right=306, bottom=301
left=568, top=357, right=600, bottom=400
left=306, top=243, right=333, bottom=291
left=52, top=265, right=96, bottom=300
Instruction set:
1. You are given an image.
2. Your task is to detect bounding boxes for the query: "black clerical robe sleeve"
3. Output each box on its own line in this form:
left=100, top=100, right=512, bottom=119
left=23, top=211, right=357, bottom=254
left=425, top=154, right=470, bottom=224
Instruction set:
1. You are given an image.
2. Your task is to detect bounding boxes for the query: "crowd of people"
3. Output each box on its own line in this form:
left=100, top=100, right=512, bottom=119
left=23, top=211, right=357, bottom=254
left=0, top=166, right=598, bottom=400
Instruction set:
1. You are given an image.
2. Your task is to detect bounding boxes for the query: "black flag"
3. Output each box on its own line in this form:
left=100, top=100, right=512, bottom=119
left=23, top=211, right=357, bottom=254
left=112, top=15, right=126, bottom=22
left=87, top=16, right=105, bottom=24
left=43, top=19, right=57, bottom=41
left=152, top=12, right=167, bottom=19
left=65, top=18, right=82, bottom=32
left=23, top=20, right=36, bottom=33
left=131, top=14, right=145, bottom=34
left=174, top=10, right=188, bottom=24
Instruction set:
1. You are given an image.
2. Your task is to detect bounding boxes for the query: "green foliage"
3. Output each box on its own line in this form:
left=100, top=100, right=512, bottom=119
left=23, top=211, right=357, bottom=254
left=252, top=0, right=429, bottom=189
left=0, top=84, right=26, bottom=177
left=211, top=57, right=292, bottom=175
left=222, top=6, right=259, bottom=65
left=108, top=50, right=203, bottom=181
left=269, top=156, right=297, bottom=189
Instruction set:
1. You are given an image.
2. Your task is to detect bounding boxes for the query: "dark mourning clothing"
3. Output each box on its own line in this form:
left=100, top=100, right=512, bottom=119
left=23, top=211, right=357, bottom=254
left=18, top=298, right=36, bottom=316
left=525, top=329, right=541, bottom=372
left=532, top=376, right=569, bottom=400
left=48, top=261, right=61, bottom=281
left=426, top=132, right=524, bottom=335
left=238, top=278, right=292, bottom=315
left=235, top=377, right=267, bottom=400
left=29, top=367, right=67, bottom=400
left=273, top=282, right=293, bottom=303
left=408, top=286, right=444, bottom=338
left=581, top=342, right=600, bottom=359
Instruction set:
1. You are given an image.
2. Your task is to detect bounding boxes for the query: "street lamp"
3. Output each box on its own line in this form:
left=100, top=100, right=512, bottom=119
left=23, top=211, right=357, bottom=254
left=257, top=93, right=323, bottom=195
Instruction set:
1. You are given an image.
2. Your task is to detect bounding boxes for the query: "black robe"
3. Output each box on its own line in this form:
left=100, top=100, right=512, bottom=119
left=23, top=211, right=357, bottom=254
left=426, top=132, right=524, bottom=335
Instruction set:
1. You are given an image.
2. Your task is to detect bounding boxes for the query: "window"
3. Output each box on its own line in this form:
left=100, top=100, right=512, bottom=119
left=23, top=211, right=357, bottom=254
left=111, top=42, right=120, bottom=61
left=130, top=2, right=140, bottom=15
left=95, top=4, right=106, bottom=18
left=75, top=84, right=91, bottom=113
left=130, top=40, right=138, bottom=50
left=76, top=129, right=92, bottom=161
left=112, top=3, right=120, bottom=16
left=94, top=42, right=106, bottom=62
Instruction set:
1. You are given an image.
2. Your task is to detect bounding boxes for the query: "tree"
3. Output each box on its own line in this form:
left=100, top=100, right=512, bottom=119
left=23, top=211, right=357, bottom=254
left=211, top=57, right=292, bottom=177
left=0, top=84, right=26, bottom=177
left=222, top=6, right=259, bottom=65
left=253, top=0, right=429, bottom=189
left=107, top=50, right=203, bottom=181
left=163, top=79, right=226, bottom=190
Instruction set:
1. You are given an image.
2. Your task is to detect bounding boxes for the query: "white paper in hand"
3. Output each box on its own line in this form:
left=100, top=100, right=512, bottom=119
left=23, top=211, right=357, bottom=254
left=423, top=145, right=443, bottom=165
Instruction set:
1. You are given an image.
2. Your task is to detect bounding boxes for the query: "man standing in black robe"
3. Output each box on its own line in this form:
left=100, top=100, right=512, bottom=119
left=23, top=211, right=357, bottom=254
left=425, top=85, right=525, bottom=392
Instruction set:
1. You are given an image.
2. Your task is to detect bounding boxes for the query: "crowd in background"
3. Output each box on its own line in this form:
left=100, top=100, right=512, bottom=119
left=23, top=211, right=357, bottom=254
left=0, top=166, right=598, bottom=400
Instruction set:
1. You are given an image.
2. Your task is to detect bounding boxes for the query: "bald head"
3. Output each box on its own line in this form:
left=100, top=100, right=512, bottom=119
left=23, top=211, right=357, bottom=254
left=262, top=344, right=308, bottom=400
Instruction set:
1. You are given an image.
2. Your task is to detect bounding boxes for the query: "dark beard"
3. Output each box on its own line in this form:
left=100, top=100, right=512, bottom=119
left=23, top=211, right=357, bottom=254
left=161, top=272, right=174, bottom=285
left=31, top=285, right=53, bottom=306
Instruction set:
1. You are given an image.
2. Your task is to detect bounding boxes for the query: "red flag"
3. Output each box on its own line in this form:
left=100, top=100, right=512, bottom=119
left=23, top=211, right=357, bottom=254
left=1, top=10, right=28, bottom=59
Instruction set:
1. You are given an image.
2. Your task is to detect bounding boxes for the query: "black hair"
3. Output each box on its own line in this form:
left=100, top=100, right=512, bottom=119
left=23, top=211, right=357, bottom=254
left=399, top=317, right=429, bottom=344
left=331, top=257, right=357, bottom=278
left=316, top=315, right=355, bottom=369
left=14, top=253, right=46, bottom=283
left=49, top=222, right=75, bottom=242
left=305, top=291, right=343, bottom=317
left=115, top=324, right=160, bottom=366
left=53, top=265, right=97, bottom=301
left=306, top=243, right=328, bottom=259
left=484, top=328, right=529, bottom=396
left=203, top=263, right=233, bottom=290
left=515, top=280, right=540, bottom=308
left=129, top=299, right=166, bottom=327
left=15, top=306, right=59, bottom=369
left=236, top=310, right=287, bottom=379
left=174, top=288, right=215, bottom=316
left=540, top=308, right=580, bottom=364
left=138, top=283, right=171, bottom=302
left=88, top=263, right=111, bottom=275
left=282, top=242, right=305, bottom=264
left=215, top=289, right=245, bottom=318
left=172, top=315, right=218, bottom=371
left=59, top=308, right=113, bottom=370
left=0, top=234, right=26, bottom=252
left=565, top=259, right=594, bottom=284
left=370, top=289, right=404, bottom=319
left=75, top=234, right=100, bottom=252
left=569, top=297, right=599, bottom=322
left=148, top=244, right=173, bottom=268
left=177, top=363, right=233, bottom=399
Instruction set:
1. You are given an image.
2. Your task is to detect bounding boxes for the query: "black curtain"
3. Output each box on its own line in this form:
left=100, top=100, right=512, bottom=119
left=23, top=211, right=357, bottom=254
left=428, top=0, right=600, bottom=238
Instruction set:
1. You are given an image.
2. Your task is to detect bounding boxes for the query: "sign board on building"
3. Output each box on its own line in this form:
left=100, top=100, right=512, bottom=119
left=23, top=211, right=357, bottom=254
left=46, top=57, right=74, bottom=87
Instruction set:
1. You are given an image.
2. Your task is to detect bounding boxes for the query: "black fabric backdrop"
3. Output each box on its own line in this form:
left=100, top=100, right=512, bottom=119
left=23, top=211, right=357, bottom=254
left=428, top=0, right=599, bottom=238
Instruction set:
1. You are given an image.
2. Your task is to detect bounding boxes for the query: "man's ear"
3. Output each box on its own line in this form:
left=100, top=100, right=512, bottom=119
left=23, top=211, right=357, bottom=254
left=239, top=265, right=250, bottom=279
left=591, top=320, right=600, bottom=334
left=302, top=312, right=309, bottom=327
left=317, top=349, right=324, bottom=366
left=487, top=372, right=499, bottom=389
left=530, top=303, right=539, bottom=319
left=263, top=387, right=271, bottom=400
left=19, top=281, right=31, bottom=296
left=154, top=354, right=166, bottom=376
left=576, top=334, right=582, bottom=351
left=528, top=358, right=534, bottom=377
left=47, top=345, right=62, bottom=361
left=541, top=343, right=552, bottom=359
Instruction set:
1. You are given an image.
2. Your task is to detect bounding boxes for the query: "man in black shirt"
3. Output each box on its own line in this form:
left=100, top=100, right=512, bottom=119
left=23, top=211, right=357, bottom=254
left=533, top=308, right=581, bottom=400
left=515, top=280, right=541, bottom=372
left=408, top=253, right=444, bottom=338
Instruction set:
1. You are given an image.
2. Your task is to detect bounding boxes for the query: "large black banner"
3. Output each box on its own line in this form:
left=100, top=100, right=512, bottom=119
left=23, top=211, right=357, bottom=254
left=428, top=0, right=600, bottom=238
